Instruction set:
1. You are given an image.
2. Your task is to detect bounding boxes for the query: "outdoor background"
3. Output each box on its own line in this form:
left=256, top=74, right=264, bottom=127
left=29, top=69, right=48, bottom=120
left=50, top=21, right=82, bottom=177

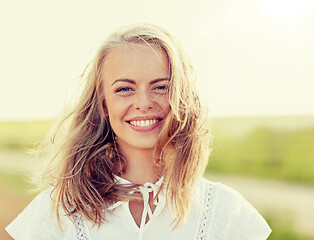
left=1, top=0, right=314, bottom=239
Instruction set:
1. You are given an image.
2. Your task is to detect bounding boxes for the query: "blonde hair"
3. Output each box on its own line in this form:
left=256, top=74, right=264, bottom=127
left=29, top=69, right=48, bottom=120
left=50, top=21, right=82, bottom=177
left=37, top=23, right=211, bottom=228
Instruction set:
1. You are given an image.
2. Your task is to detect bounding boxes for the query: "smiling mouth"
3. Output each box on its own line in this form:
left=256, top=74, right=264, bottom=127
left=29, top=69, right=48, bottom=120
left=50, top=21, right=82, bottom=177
left=128, top=119, right=161, bottom=127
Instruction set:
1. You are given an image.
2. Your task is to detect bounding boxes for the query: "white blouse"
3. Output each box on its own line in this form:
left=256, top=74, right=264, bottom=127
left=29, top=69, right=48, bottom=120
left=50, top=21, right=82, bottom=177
left=6, top=177, right=271, bottom=240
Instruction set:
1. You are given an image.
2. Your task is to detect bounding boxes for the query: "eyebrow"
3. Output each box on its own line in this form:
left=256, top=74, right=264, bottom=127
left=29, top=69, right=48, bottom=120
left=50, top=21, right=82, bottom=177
left=111, top=77, right=170, bottom=86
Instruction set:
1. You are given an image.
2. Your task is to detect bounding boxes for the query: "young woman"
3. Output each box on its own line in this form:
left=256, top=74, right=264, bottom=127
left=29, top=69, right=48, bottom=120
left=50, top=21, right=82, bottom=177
left=6, top=23, right=271, bottom=240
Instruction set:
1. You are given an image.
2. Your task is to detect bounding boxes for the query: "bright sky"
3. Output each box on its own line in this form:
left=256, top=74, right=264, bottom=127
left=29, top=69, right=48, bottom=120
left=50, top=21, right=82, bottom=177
left=1, top=0, right=314, bottom=120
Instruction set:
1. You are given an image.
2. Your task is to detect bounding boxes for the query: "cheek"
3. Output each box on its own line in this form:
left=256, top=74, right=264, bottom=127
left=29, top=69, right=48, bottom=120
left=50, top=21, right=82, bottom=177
left=155, top=93, right=170, bottom=107
left=106, top=97, right=130, bottom=119
left=103, top=100, right=109, bottom=117
left=161, top=99, right=171, bottom=116
left=103, top=93, right=117, bottom=116
left=165, top=105, right=171, bottom=116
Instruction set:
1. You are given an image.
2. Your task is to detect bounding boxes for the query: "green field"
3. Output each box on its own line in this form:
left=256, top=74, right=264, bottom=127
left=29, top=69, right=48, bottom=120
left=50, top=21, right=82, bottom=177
left=265, top=213, right=313, bottom=240
left=207, top=115, right=314, bottom=184
left=0, top=120, right=52, bottom=151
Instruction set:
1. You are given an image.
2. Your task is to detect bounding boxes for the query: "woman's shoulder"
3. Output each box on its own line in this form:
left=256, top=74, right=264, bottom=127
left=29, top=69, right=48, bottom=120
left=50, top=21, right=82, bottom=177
left=6, top=188, right=75, bottom=240
left=198, top=176, right=244, bottom=196
left=197, top=177, right=248, bottom=208
left=198, top=177, right=260, bottom=209
left=197, top=177, right=272, bottom=239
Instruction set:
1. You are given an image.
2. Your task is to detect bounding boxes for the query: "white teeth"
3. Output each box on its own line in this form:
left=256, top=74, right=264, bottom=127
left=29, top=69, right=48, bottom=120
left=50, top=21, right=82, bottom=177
left=129, top=119, right=158, bottom=127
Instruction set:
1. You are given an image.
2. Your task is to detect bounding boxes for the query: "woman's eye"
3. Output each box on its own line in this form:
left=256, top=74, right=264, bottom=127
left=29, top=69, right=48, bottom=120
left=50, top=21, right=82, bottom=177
left=155, top=85, right=169, bottom=91
left=116, top=87, right=132, bottom=93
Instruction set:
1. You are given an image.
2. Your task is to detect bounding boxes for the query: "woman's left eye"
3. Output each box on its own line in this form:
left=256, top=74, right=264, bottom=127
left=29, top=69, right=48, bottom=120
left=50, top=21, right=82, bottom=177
left=154, top=85, right=169, bottom=91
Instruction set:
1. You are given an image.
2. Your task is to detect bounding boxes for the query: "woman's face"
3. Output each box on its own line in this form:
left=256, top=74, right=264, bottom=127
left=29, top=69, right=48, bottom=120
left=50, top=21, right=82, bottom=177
left=102, top=43, right=171, bottom=153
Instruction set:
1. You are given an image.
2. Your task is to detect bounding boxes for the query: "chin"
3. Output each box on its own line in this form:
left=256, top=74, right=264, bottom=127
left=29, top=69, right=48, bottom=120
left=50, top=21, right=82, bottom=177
left=117, top=135, right=159, bottom=152
left=132, top=139, right=158, bottom=150
left=134, top=143, right=157, bottom=150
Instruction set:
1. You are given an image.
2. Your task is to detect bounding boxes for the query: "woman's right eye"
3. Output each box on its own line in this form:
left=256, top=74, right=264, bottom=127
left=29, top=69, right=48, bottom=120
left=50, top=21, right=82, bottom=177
left=115, top=87, right=132, bottom=93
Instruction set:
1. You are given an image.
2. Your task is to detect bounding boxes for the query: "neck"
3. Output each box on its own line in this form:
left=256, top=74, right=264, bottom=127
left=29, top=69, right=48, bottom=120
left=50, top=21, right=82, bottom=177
left=118, top=144, right=159, bottom=185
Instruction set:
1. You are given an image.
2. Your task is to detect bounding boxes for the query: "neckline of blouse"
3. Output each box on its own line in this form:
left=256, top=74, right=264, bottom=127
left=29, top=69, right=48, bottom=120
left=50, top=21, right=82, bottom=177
left=110, top=175, right=166, bottom=239
left=113, top=174, right=164, bottom=186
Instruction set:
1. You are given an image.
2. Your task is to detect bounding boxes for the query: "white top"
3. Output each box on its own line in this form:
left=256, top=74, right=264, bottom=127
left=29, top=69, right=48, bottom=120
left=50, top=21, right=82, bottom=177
left=6, top=177, right=271, bottom=240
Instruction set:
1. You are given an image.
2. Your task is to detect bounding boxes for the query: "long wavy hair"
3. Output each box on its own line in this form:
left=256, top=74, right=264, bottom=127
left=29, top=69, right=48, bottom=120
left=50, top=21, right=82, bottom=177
left=36, top=23, right=211, bottom=228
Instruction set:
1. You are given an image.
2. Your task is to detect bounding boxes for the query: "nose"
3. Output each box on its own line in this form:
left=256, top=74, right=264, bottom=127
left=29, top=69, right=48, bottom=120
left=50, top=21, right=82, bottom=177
left=134, top=90, right=153, bottom=111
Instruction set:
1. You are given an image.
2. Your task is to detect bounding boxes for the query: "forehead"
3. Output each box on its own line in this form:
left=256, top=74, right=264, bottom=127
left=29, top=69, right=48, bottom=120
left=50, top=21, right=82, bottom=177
left=102, top=43, right=169, bottom=84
